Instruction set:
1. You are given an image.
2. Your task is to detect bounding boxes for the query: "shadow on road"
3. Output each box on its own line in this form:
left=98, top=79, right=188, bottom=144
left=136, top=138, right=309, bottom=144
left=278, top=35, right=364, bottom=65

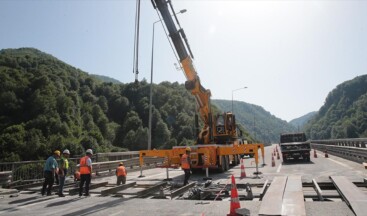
left=282, top=161, right=315, bottom=166
left=46, top=197, right=81, bottom=207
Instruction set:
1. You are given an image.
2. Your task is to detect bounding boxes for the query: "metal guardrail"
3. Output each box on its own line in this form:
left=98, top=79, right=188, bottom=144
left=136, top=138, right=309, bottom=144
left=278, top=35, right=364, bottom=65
left=311, top=138, right=367, bottom=163
left=93, top=157, right=163, bottom=175
left=311, top=138, right=367, bottom=148
left=0, top=152, right=161, bottom=183
left=0, top=158, right=80, bottom=182
left=95, top=151, right=139, bottom=162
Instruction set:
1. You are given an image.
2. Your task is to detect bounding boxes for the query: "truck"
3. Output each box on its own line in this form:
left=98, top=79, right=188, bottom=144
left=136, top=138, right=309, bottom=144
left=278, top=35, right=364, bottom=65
left=139, top=0, right=265, bottom=173
left=279, top=132, right=311, bottom=162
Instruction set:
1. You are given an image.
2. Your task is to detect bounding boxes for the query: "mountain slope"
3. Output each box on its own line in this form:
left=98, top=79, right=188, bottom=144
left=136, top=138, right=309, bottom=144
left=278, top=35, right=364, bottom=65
left=289, top=111, right=317, bottom=129
left=91, top=74, right=122, bottom=84
left=304, top=75, right=367, bottom=139
left=212, top=100, right=297, bottom=143
left=0, top=48, right=256, bottom=162
left=0, top=48, right=199, bottom=161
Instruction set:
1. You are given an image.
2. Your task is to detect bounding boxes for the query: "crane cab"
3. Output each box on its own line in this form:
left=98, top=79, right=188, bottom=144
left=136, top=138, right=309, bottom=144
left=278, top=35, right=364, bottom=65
left=213, top=112, right=237, bottom=144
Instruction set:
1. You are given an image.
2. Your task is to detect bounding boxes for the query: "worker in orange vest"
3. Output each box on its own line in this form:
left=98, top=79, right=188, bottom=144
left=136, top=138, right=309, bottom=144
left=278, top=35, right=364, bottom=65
left=79, top=149, right=93, bottom=197
left=181, top=147, right=191, bottom=186
left=116, top=162, right=127, bottom=185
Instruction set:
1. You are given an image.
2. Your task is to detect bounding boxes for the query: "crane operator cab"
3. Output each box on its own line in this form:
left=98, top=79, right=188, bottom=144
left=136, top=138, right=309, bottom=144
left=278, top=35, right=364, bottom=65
left=213, top=112, right=237, bottom=144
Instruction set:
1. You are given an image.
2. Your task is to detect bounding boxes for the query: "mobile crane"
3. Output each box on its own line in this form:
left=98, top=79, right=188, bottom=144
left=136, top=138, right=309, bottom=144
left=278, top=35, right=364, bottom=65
left=139, top=0, right=265, bottom=173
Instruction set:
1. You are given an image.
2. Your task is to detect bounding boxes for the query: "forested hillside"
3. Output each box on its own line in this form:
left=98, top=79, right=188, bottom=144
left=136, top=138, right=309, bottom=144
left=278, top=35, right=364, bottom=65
left=91, top=74, right=122, bottom=84
left=0, top=48, right=201, bottom=162
left=0, top=48, right=257, bottom=162
left=289, top=111, right=317, bottom=129
left=212, top=100, right=297, bottom=143
left=304, top=75, right=367, bottom=139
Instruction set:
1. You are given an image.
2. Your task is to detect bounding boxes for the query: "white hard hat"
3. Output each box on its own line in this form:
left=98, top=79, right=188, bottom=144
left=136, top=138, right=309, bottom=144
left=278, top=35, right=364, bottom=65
left=86, top=149, right=93, bottom=155
left=63, top=149, right=70, bottom=154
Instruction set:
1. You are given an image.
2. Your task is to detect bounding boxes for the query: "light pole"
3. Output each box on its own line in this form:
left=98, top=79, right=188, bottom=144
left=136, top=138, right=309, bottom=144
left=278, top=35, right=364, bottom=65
left=148, top=9, right=187, bottom=150
left=231, top=87, right=247, bottom=114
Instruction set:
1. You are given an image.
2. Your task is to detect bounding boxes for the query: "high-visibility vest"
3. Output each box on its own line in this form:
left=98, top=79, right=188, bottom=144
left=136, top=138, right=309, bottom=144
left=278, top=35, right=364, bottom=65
left=80, top=156, right=91, bottom=174
left=60, top=157, right=69, bottom=170
left=181, top=154, right=190, bottom=169
left=116, top=166, right=126, bottom=176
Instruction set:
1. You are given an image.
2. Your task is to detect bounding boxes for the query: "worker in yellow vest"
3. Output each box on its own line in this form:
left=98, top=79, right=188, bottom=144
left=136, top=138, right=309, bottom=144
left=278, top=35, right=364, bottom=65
left=79, top=149, right=93, bottom=197
left=58, top=149, right=70, bottom=197
left=116, top=162, right=127, bottom=185
left=181, top=147, right=191, bottom=186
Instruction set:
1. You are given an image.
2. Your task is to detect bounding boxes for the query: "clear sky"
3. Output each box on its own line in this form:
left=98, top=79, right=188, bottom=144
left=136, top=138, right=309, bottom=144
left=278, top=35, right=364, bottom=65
left=1, top=0, right=366, bottom=122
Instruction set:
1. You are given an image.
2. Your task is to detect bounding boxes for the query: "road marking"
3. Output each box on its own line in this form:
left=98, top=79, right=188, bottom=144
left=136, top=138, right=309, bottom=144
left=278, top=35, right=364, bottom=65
left=328, top=158, right=351, bottom=169
left=277, top=164, right=282, bottom=173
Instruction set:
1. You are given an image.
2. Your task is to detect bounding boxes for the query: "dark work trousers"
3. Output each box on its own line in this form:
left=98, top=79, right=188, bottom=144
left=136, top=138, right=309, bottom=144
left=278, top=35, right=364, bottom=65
left=183, top=169, right=191, bottom=186
left=117, top=176, right=126, bottom=185
left=58, top=169, right=67, bottom=195
left=55, top=173, right=59, bottom=185
left=41, top=171, right=54, bottom=195
left=79, top=174, right=91, bottom=196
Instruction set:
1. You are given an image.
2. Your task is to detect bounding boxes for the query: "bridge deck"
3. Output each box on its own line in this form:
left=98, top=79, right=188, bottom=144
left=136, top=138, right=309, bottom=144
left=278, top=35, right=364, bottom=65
left=259, top=176, right=287, bottom=215
left=282, top=175, right=306, bottom=216
left=330, top=176, right=367, bottom=216
left=259, top=176, right=306, bottom=216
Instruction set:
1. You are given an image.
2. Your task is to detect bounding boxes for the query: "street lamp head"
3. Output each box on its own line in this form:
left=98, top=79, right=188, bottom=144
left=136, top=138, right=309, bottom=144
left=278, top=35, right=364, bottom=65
left=180, top=9, right=187, bottom=14
left=231, top=86, right=248, bottom=113
left=232, top=86, right=248, bottom=92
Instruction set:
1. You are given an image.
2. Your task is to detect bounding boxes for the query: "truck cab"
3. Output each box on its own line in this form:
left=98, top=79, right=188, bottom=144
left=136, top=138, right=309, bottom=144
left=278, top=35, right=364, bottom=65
left=280, top=132, right=311, bottom=162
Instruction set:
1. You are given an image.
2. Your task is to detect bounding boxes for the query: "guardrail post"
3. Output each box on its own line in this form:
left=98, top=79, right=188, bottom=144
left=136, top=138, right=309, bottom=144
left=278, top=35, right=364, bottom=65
left=11, top=163, right=15, bottom=182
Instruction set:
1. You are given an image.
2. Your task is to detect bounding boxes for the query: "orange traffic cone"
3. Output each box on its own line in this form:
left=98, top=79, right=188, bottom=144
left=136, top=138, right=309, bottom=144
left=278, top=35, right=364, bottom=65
left=325, top=151, right=328, bottom=158
left=276, top=152, right=280, bottom=160
left=240, top=159, right=246, bottom=179
left=271, top=155, right=275, bottom=167
left=227, top=175, right=241, bottom=216
left=314, top=149, right=317, bottom=158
